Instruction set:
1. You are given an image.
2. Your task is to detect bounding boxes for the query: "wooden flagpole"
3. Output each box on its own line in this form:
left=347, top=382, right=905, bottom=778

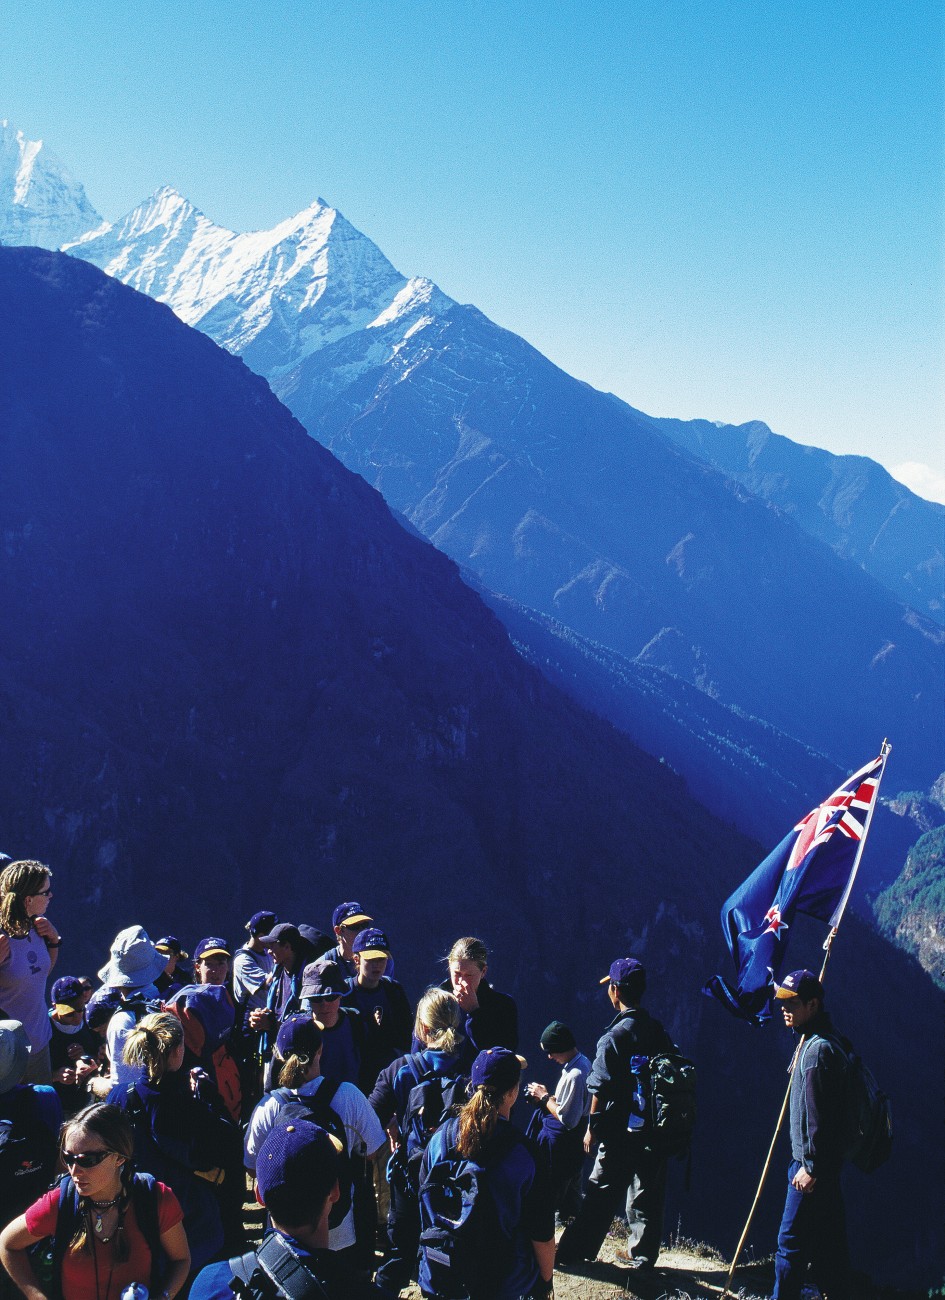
left=719, top=740, right=891, bottom=1298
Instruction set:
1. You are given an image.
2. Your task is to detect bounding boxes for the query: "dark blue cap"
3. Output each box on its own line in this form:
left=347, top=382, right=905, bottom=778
left=256, top=1117, right=341, bottom=1209
left=470, top=1047, right=523, bottom=1092
left=331, top=902, right=371, bottom=929
left=246, top=911, right=278, bottom=935
left=352, top=927, right=391, bottom=958
left=194, top=936, right=231, bottom=961
left=275, top=1014, right=323, bottom=1060
left=774, top=969, right=823, bottom=1001
left=301, top=960, right=348, bottom=1000
left=155, top=935, right=189, bottom=958
left=51, top=976, right=85, bottom=1012
left=600, top=957, right=645, bottom=988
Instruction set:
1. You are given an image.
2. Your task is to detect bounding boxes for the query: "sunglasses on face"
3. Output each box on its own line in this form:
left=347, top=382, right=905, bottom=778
left=62, top=1149, right=115, bottom=1169
left=32, top=888, right=53, bottom=897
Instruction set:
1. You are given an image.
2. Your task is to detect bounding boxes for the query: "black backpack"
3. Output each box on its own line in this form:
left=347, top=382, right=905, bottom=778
left=29, top=1172, right=164, bottom=1300
left=270, top=1083, right=351, bottom=1229
left=401, top=1064, right=468, bottom=1192
left=825, top=1036, right=892, bottom=1173
left=418, top=1118, right=520, bottom=1300
left=646, top=1051, right=697, bottom=1158
left=0, top=1087, right=59, bottom=1220
left=229, top=1232, right=330, bottom=1300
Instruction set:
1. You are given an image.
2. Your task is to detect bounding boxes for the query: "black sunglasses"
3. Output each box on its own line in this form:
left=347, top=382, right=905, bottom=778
left=32, top=888, right=53, bottom=897
left=62, top=1149, right=114, bottom=1169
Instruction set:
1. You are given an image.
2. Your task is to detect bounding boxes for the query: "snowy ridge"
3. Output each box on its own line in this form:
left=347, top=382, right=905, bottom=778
left=0, top=121, right=103, bottom=248
left=69, top=183, right=456, bottom=379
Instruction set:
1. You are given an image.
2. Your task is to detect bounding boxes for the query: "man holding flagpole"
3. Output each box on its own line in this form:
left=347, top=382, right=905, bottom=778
left=772, top=969, right=850, bottom=1300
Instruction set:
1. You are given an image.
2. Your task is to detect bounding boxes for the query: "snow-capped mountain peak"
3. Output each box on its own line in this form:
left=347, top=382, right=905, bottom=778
left=0, top=121, right=103, bottom=248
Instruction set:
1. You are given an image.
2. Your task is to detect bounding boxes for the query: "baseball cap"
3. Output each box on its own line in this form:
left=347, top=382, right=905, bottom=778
left=301, top=960, right=348, bottom=1001
left=470, top=1047, right=525, bottom=1093
left=600, top=957, right=645, bottom=988
left=194, top=937, right=231, bottom=961
left=255, top=1118, right=343, bottom=1221
left=351, top=927, right=391, bottom=960
left=51, top=976, right=86, bottom=1016
left=774, top=970, right=823, bottom=1002
left=258, top=922, right=301, bottom=948
left=246, top=911, right=278, bottom=936
left=275, top=1014, right=323, bottom=1061
left=155, top=936, right=189, bottom=959
left=331, top=902, right=372, bottom=930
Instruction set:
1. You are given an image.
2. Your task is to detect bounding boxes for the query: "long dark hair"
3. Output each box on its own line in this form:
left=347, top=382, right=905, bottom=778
left=61, top=1104, right=136, bottom=1261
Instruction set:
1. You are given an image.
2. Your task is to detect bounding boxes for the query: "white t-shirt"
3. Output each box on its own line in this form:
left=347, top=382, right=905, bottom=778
left=0, top=930, right=52, bottom=1050
left=244, top=1075, right=386, bottom=1250
left=554, top=1051, right=592, bottom=1129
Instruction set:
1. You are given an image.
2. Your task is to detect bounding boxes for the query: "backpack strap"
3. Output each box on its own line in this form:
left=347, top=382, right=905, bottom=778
left=130, top=1172, right=165, bottom=1291
left=51, top=1174, right=81, bottom=1300
left=254, top=1232, right=330, bottom=1300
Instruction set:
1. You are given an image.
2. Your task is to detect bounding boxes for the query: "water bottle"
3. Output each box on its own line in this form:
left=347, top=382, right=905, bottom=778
left=627, top=1054, right=648, bottom=1131
left=120, top=1284, right=149, bottom=1300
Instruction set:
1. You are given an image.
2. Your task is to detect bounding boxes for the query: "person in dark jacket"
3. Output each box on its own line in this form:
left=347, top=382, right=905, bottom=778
left=301, top=960, right=362, bottom=1087
left=418, top=937, right=517, bottom=1069
left=772, top=969, right=851, bottom=1300
left=154, top=936, right=190, bottom=997
left=556, top=958, right=675, bottom=1273
left=344, top=928, right=412, bottom=1094
left=192, top=1118, right=384, bottom=1300
left=248, top=923, right=314, bottom=1082
left=48, top=977, right=100, bottom=1116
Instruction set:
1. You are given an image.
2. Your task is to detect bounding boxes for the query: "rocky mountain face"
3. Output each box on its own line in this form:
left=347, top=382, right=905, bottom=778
left=1, top=247, right=941, bottom=1283
left=47, top=169, right=940, bottom=802
left=0, top=120, right=103, bottom=248
left=654, top=414, right=945, bottom=626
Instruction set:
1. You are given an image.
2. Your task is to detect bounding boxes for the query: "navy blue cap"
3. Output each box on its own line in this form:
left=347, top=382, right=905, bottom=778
left=600, top=957, right=645, bottom=988
left=51, top=976, right=85, bottom=1013
left=331, top=901, right=372, bottom=929
left=155, top=935, right=189, bottom=959
left=194, top=936, right=231, bottom=961
left=774, top=969, right=823, bottom=1002
left=352, top=927, right=391, bottom=959
left=246, top=911, right=278, bottom=935
left=301, top=960, right=348, bottom=1000
left=275, top=1014, right=323, bottom=1061
left=470, top=1047, right=523, bottom=1092
left=258, top=922, right=301, bottom=948
left=255, top=1117, right=342, bottom=1210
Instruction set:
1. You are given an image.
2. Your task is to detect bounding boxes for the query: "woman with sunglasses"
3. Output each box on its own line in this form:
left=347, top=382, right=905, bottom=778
left=0, top=1102, right=190, bottom=1300
left=0, top=861, right=61, bottom=1084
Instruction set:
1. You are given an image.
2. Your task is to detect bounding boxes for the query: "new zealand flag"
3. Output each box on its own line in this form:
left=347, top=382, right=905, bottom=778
left=703, top=750, right=888, bottom=1024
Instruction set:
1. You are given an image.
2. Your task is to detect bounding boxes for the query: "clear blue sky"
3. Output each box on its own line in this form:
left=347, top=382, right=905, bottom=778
left=4, top=0, right=943, bottom=498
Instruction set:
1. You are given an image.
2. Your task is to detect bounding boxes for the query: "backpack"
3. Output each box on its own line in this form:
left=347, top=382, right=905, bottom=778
left=825, top=1037, right=892, bottom=1173
left=401, top=1064, right=468, bottom=1192
left=271, top=1083, right=352, bottom=1229
left=418, top=1118, right=520, bottom=1300
left=29, top=1172, right=164, bottom=1300
left=646, top=1051, right=697, bottom=1158
left=229, top=1231, right=330, bottom=1300
left=0, top=1087, right=59, bottom=1220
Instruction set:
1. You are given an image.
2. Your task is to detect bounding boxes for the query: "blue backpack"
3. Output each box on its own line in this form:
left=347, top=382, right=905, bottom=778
left=418, top=1118, right=519, bottom=1299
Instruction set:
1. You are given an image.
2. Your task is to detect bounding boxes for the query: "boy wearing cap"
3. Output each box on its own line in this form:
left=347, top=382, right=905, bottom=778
left=325, top=903, right=374, bottom=979
left=193, top=937, right=232, bottom=987
left=233, top=912, right=277, bottom=1014
left=155, top=936, right=190, bottom=996
left=193, top=1118, right=384, bottom=1300
left=556, top=957, right=675, bottom=1274
left=771, top=969, right=851, bottom=1300
left=343, top=929, right=412, bottom=1094
left=47, top=977, right=99, bottom=1114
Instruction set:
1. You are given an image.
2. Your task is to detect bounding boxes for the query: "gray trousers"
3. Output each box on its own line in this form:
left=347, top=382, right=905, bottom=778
left=557, top=1132, right=667, bottom=1266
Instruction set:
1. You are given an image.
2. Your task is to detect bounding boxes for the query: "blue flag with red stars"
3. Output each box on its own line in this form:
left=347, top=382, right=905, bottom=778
left=703, top=751, right=887, bottom=1024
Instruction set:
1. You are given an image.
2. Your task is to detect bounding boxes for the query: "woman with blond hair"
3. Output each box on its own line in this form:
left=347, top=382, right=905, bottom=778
left=369, top=987, right=468, bottom=1292
left=110, top=1014, right=241, bottom=1268
left=418, top=1048, right=555, bottom=1300
left=441, top=937, right=518, bottom=1068
left=0, top=1101, right=190, bottom=1300
left=0, top=860, right=61, bottom=1083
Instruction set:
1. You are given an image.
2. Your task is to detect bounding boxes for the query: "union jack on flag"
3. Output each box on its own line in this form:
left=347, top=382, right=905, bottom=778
left=703, top=750, right=888, bottom=1023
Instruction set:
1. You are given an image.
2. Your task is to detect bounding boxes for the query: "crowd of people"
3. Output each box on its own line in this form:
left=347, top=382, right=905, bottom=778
left=0, top=857, right=856, bottom=1300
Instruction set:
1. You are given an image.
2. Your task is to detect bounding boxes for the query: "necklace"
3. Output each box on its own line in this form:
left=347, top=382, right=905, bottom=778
left=91, top=1196, right=121, bottom=1240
